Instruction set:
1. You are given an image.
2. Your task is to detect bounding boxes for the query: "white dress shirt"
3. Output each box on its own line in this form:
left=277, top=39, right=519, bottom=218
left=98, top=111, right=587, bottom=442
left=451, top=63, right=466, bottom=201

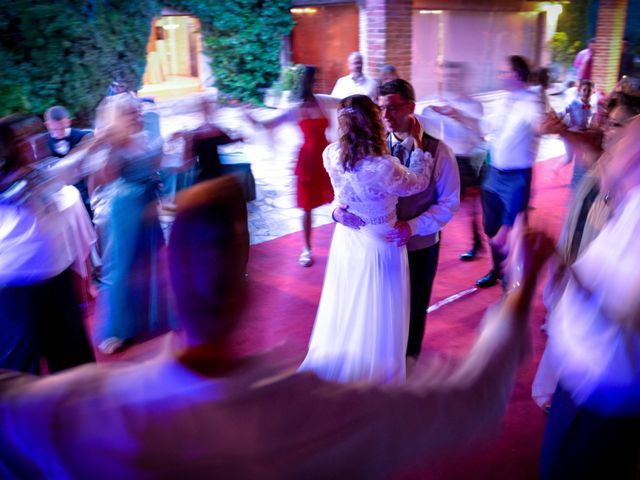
left=331, top=74, right=378, bottom=100
left=0, top=305, right=527, bottom=480
left=486, top=89, right=543, bottom=170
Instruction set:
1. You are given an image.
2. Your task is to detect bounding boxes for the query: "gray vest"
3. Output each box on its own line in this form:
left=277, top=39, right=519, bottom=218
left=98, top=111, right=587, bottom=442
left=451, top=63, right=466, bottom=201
left=393, top=132, right=441, bottom=251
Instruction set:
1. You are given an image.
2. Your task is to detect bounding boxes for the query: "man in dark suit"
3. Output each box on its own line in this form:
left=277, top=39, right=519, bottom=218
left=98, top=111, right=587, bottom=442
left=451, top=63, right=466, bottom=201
left=334, top=79, right=460, bottom=362
left=44, top=106, right=93, bottom=216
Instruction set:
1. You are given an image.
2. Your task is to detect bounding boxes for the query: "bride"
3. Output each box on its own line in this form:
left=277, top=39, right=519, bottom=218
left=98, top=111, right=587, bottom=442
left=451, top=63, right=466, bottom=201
left=299, top=94, right=432, bottom=384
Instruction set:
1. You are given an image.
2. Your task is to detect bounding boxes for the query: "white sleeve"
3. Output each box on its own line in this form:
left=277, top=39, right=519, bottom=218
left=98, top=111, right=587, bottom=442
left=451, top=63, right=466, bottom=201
left=380, top=152, right=432, bottom=197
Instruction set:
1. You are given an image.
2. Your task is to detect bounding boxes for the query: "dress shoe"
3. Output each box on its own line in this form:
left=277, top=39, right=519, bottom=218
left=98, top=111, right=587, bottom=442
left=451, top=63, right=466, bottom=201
left=460, top=247, right=478, bottom=261
left=476, top=270, right=500, bottom=288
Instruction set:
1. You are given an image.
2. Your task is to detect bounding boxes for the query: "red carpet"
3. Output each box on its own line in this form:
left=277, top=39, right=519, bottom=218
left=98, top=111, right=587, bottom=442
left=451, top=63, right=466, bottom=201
left=100, top=158, right=573, bottom=479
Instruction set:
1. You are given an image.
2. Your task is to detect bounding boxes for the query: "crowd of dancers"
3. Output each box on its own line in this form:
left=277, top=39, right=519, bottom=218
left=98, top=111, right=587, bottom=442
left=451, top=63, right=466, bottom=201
left=0, top=49, right=639, bottom=478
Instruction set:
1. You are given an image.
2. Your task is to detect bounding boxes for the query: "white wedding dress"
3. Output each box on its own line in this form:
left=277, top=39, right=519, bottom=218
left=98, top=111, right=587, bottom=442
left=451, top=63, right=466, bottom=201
left=300, top=142, right=432, bottom=384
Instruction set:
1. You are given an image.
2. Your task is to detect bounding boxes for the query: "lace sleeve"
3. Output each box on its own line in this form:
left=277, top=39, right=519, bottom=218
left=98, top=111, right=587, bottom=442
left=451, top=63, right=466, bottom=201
left=380, top=150, right=433, bottom=196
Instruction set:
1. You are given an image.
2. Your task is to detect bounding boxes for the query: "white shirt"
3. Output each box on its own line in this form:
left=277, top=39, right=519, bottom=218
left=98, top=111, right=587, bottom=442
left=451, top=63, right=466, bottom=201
left=486, top=89, right=543, bottom=170
left=0, top=306, right=526, bottom=480
left=0, top=200, right=74, bottom=287
left=331, top=74, right=378, bottom=100
left=546, top=186, right=640, bottom=415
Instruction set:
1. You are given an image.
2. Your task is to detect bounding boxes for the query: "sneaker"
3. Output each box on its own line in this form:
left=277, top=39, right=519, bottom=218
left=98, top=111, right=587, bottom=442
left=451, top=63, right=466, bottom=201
left=298, top=249, right=313, bottom=267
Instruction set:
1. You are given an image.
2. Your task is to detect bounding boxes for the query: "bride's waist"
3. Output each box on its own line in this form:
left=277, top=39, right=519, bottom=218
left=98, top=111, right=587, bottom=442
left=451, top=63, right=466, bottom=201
left=350, top=209, right=396, bottom=226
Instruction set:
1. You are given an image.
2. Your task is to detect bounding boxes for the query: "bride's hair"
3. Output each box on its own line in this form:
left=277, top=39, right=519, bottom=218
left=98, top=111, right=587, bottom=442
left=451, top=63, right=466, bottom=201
left=338, top=95, right=388, bottom=171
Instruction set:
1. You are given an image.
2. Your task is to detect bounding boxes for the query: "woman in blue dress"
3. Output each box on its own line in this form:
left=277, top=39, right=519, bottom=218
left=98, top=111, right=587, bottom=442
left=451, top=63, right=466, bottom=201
left=91, top=93, right=173, bottom=354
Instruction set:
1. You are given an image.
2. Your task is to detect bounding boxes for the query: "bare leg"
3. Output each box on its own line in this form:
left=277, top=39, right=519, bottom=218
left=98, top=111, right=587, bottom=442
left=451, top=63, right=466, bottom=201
left=299, top=210, right=314, bottom=267
left=303, top=210, right=312, bottom=251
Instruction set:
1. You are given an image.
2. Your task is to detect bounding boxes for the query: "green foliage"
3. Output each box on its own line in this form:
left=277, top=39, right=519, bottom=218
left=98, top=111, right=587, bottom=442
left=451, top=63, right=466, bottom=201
left=556, top=0, right=591, bottom=54
left=0, top=0, right=159, bottom=125
left=548, top=32, right=582, bottom=66
left=0, top=0, right=292, bottom=122
left=167, top=0, right=294, bottom=103
left=274, top=64, right=305, bottom=93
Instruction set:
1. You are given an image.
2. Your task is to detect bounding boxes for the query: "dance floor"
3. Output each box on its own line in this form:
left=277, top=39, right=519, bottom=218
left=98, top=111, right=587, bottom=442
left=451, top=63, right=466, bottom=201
left=98, top=158, right=572, bottom=479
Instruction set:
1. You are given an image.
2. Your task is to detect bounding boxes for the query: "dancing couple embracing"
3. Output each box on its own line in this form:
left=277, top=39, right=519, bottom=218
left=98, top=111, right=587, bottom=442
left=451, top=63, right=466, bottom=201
left=301, top=80, right=460, bottom=384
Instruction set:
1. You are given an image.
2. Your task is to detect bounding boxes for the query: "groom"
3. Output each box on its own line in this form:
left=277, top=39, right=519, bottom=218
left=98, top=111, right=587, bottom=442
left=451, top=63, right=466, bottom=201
left=334, top=79, right=460, bottom=361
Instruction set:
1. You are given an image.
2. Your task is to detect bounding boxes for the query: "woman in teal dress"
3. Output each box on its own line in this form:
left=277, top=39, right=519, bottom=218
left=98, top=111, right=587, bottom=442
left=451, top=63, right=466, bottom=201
left=91, top=93, right=173, bottom=354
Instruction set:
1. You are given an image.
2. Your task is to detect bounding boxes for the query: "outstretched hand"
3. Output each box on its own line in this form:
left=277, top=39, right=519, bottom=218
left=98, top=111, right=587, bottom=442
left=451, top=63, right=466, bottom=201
left=539, top=112, right=566, bottom=135
left=410, top=117, right=424, bottom=149
left=503, top=214, right=555, bottom=292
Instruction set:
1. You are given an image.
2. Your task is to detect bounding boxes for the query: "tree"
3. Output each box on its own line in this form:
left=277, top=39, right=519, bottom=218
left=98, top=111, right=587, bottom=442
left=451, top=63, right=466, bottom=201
left=0, top=0, right=158, bottom=125
left=167, top=0, right=294, bottom=103
left=548, top=31, right=582, bottom=78
left=0, top=1, right=293, bottom=124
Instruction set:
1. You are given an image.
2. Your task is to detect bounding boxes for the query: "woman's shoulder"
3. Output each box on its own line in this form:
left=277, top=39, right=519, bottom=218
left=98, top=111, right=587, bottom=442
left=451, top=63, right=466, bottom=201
left=371, top=153, right=400, bottom=167
left=323, top=142, right=340, bottom=160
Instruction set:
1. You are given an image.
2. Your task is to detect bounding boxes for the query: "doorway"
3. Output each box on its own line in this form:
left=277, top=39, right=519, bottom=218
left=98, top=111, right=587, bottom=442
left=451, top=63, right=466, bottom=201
left=140, top=15, right=203, bottom=100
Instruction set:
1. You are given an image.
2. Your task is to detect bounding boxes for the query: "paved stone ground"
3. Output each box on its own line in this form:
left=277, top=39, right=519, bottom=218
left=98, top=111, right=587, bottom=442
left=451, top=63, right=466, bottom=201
left=155, top=91, right=567, bottom=246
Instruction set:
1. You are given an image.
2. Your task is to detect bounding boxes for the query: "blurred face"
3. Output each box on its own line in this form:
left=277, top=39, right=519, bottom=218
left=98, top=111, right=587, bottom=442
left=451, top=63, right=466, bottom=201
left=498, top=64, right=521, bottom=91
left=599, top=115, right=640, bottom=195
left=122, top=103, right=143, bottom=135
left=348, top=54, right=363, bottom=76
left=45, top=117, right=71, bottom=139
left=603, top=106, right=635, bottom=151
left=108, top=102, right=142, bottom=144
left=381, top=71, right=399, bottom=85
left=579, top=84, right=592, bottom=101
left=379, top=93, right=415, bottom=134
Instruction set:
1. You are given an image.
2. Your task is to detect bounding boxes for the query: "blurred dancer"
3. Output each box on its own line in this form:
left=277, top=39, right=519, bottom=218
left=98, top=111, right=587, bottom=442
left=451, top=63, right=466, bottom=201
left=246, top=66, right=334, bottom=266
left=331, top=52, right=378, bottom=100
left=533, top=91, right=640, bottom=409
left=421, top=61, right=486, bottom=260
left=0, top=114, right=95, bottom=373
left=539, top=116, right=640, bottom=480
left=91, top=93, right=172, bottom=354
left=0, top=175, right=554, bottom=479
left=175, top=98, right=243, bottom=184
left=477, top=56, right=543, bottom=289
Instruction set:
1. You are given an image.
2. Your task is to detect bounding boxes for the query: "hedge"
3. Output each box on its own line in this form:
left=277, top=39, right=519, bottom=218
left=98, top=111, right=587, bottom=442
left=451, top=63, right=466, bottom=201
left=0, top=0, right=293, bottom=126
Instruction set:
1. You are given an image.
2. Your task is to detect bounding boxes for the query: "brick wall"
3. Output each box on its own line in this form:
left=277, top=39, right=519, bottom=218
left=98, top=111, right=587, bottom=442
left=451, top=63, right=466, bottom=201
left=592, top=0, right=628, bottom=93
left=360, top=0, right=413, bottom=82
left=291, top=5, right=360, bottom=93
